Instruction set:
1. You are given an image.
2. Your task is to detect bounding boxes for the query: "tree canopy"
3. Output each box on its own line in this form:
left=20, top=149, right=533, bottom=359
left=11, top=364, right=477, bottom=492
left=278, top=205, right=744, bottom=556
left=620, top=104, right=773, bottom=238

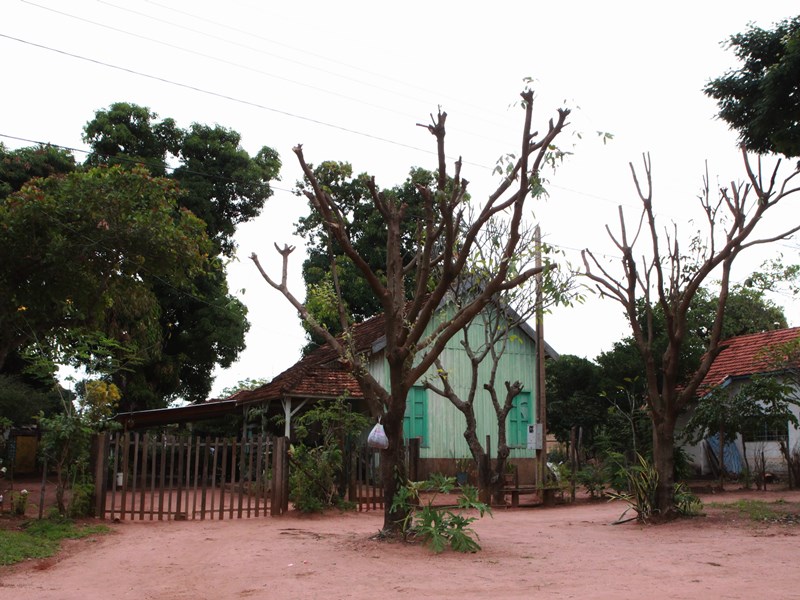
left=294, top=162, right=436, bottom=350
left=1, top=102, right=280, bottom=410
left=705, top=16, right=800, bottom=157
left=0, top=164, right=210, bottom=376
left=80, top=103, right=280, bottom=408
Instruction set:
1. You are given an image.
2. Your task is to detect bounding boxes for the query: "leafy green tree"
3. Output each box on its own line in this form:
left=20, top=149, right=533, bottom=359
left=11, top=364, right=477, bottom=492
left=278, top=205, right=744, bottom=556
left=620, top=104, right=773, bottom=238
left=0, top=165, right=210, bottom=375
left=0, top=374, right=62, bottom=426
left=84, top=102, right=280, bottom=256
left=546, top=354, right=606, bottom=449
left=83, top=102, right=181, bottom=175
left=294, top=162, right=435, bottom=350
left=705, top=16, right=800, bottom=157
left=0, top=143, right=75, bottom=199
left=82, top=103, right=280, bottom=407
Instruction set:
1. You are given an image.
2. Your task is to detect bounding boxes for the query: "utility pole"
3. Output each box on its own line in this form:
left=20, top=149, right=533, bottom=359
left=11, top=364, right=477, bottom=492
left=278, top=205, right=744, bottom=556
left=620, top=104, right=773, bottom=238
left=534, top=226, right=547, bottom=489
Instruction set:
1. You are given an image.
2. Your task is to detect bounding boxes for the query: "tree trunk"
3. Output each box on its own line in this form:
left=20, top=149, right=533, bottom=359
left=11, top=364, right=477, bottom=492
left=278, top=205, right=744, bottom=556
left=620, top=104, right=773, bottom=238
left=492, top=446, right=511, bottom=505
left=462, top=428, right=491, bottom=503
left=741, top=437, right=751, bottom=489
left=380, top=402, right=407, bottom=534
left=652, top=416, right=676, bottom=517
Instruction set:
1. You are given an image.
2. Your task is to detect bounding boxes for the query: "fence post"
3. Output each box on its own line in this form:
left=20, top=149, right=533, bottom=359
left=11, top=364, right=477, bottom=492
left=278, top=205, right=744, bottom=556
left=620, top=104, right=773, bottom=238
left=271, top=436, right=289, bottom=516
left=91, top=432, right=108, bottom=519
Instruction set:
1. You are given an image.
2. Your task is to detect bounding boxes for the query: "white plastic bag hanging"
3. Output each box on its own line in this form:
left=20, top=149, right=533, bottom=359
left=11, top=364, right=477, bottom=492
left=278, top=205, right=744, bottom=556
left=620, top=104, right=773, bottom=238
left=367, top=419, right=389, bottom=449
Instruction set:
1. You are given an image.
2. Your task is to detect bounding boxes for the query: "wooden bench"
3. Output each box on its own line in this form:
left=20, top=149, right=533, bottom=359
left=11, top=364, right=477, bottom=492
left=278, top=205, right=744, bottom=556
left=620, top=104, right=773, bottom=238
left=502, top=485, right=538, bottom=507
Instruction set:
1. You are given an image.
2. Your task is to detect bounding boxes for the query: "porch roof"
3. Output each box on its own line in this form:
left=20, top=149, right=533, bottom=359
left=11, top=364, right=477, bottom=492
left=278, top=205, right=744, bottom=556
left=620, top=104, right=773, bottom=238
left=114, top=398, right=240, bottom=429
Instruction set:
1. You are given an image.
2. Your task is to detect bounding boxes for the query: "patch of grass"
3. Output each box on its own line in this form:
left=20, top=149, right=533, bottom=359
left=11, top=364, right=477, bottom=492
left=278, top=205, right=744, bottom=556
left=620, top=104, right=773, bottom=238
left=0, top=518, right=110, bottom=566
left=707, top=499, right=798, bottom=522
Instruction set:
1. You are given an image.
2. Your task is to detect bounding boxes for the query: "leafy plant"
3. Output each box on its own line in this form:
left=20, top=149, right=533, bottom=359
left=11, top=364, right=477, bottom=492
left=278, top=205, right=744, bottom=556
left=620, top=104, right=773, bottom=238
left=38, top=379, right=121, bottom=514
left=576, top=462, right=606, bottom=498
left=606, top=453, right=702, bottom=522
left=11, top=489, right=30, bottom=516
left=391, top=473, right=491, bottom=553
left=288, top=396, right=370, bottom=513
left=606, top=453, right=659, bottom=522
left=673, top=482, right=703, bottom=517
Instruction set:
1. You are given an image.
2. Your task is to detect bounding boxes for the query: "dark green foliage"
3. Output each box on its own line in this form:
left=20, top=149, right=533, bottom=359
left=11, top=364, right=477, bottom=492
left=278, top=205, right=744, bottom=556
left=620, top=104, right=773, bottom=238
left=84, top=102, right=280, bottom=256
left=114, top=261, right=249, bottom=411
left=597, top=286, right=787, bottom=395
left=80, top=102, right=280, bottom=406
left=546, top=354, right=605, bottom=446
left=67, top=482, right=94, bottom=518
left=576, top=462, right=607, bottom=498
left=0, top=143, right=75, bottom=199
left=0, top=165, right=210, bottom=375
left=705, top=17, right=800, bottom=157
left=0, top=373, right=62, bottom=426
left=294, top=163, right=436, bottom=350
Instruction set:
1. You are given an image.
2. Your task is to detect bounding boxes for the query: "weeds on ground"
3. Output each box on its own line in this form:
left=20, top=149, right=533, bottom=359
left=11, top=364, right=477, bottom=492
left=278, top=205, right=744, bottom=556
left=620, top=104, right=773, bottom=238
left=0, top=517, right=110, bottom=566
left=707, top=499, right=800, bottom=524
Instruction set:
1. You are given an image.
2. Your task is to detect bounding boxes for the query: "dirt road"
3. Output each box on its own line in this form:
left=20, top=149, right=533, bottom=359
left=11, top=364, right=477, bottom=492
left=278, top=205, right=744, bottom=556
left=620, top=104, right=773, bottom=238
left=2, top=489, right=799, bottom=599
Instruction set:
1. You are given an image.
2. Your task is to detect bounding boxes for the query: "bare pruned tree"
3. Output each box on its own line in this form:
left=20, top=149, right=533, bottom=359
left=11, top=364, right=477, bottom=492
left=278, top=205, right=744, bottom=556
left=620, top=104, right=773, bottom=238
left=251, top=90, right=570, bottom=533
left=424, top=218, right=575, bottom=504
left=582, top=150, right=800, bottom=517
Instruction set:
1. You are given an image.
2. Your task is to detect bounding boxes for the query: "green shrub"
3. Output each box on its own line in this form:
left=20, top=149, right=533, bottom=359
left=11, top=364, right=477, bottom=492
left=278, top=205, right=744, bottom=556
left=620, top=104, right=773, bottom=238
left=288, top=396, right=370, bottom=513
left=576, top=463, right=606, bottom=498
left=68, top=482, right=94, bottom=518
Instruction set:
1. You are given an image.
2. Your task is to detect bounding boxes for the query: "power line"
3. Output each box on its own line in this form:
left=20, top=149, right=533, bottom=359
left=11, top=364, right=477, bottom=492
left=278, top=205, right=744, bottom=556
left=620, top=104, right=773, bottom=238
left=109, top=0, right=511, bottom=129
left=0, top=33, right=465, bottom=164
left=22, top=0, right=455, bottom=132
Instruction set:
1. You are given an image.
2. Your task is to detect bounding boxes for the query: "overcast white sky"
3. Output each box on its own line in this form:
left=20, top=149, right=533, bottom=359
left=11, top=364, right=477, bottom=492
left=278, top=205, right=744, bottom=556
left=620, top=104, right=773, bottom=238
left=3, top=0, right=799, bottom=398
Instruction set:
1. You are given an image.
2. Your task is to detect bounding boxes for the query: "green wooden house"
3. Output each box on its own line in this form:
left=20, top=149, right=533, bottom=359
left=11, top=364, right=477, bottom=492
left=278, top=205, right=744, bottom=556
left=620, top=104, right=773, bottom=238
left=237, top=304, right=556, bottom=482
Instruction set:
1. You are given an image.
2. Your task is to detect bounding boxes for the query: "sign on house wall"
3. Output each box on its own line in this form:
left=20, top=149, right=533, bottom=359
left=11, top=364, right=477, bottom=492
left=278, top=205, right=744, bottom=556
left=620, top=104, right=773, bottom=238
left=528, top=423, right=542, bottom=450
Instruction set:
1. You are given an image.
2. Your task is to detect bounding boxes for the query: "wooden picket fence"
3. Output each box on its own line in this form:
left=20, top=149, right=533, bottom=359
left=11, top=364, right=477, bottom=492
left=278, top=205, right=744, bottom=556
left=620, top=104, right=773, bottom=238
left=92, top=431, right=289, bottom=521
left=346, top=438, right=420, bottom=511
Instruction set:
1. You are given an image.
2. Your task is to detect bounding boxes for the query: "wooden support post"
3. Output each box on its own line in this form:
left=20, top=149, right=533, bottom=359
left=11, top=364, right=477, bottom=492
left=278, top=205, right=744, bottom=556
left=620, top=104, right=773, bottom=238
left=92, top=433, right=108, bottom=519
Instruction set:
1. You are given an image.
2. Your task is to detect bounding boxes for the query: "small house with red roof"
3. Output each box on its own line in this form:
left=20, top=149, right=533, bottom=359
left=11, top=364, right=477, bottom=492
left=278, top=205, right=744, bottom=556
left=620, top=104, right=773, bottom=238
left=234, top=306, right=556, bottom=480
left=681, top=327, right=800, bottom=476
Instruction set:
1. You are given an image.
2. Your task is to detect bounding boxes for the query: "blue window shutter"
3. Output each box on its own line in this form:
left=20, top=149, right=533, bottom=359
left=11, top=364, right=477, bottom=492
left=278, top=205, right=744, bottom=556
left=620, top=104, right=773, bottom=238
left=404, top=386, right=428, bottom=446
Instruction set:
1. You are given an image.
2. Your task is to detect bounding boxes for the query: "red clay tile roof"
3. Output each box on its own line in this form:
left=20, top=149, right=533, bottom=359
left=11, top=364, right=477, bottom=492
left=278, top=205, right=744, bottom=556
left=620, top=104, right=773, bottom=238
left=698, top=327, right=800, bottom=393
left=235, top=312, right=388, bottom=405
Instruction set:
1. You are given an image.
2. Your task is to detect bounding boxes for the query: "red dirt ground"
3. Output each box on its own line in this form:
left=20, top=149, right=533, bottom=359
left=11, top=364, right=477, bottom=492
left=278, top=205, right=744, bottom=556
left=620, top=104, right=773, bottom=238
left=2, top=488, right=800, bottom=599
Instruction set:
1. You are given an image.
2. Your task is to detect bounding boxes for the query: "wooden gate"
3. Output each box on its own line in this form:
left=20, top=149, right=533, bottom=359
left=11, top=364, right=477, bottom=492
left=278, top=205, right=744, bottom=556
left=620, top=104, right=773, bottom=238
left=346, top=438, right=420, bottom=511
left=93, top=432, right=289, bottom=521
